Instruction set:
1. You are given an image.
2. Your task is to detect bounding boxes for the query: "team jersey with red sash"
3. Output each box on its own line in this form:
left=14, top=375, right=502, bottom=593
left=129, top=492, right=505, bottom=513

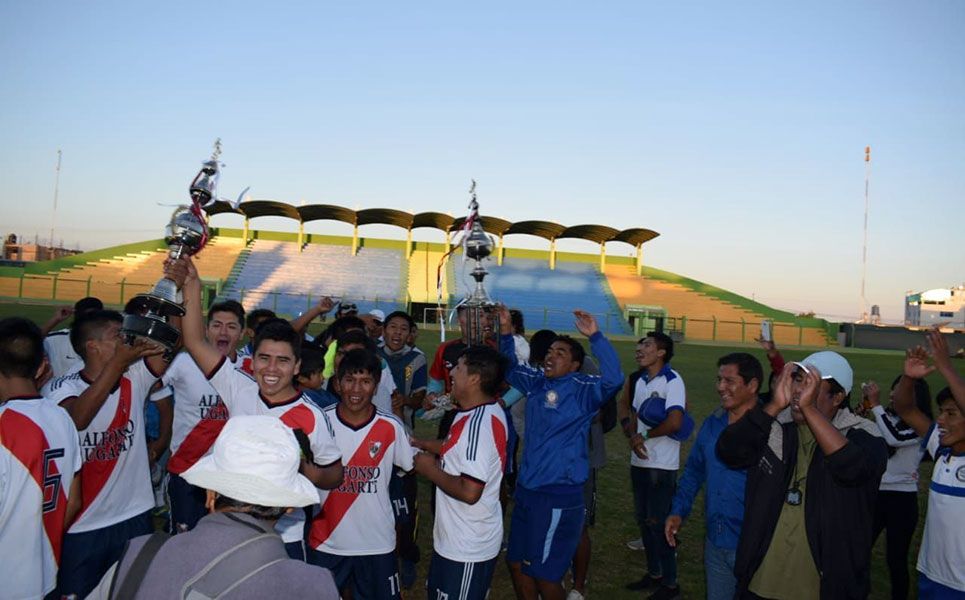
left=0, top=397, right=82, bottom=598
left=160, top=352, right=242, bottom=474
left=45, top=359, right=160, bottom=534
left=309, top=406, right=414, bottom=556
left=434, top=401, right=507, bottom=562
left=206, top=356, right=342, bottom=542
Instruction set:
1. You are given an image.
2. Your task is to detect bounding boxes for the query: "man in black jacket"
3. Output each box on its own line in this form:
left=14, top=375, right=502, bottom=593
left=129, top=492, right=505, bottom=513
left=716, top=351, right=887, bottom=599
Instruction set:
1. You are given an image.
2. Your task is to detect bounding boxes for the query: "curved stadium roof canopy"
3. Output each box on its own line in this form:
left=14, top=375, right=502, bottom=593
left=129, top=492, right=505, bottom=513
left=207, top=200, right=659, bottom=249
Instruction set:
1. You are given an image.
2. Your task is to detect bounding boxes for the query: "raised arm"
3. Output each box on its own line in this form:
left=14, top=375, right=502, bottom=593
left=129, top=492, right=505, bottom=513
left=178, top=256, right=222, bottom=376
left=928, top=329, right=965, bottom=413
left=59, top=340, right=163, bottom=430
left=291, top=296, right=334, bottom=336
left=496, top=304, right=540, bottom=395
left=41, top=306, right=73, bottom=336
left=863, top=381, right=920, bottom=447
left=795, top=366, right=848, bottom=456
left=892, top=346, right=934, bottom=437
left=575, top=310, right=624, bottom=401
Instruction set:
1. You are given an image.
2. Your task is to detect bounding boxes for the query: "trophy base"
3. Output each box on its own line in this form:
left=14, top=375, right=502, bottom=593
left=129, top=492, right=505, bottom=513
left=121, top=313, right=181, bottom=358
left=134, top=293, right=186, bottom=318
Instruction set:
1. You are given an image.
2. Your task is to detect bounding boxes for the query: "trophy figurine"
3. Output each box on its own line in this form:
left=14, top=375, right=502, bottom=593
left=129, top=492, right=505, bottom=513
left=121, top=142, right=222, bottom=356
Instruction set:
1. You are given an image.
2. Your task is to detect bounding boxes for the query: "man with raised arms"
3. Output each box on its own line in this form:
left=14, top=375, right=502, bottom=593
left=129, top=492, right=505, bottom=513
left=175, top=256, right=343, bottom=560
left=0, top=317, right=83, bottom=599
left=496, top=305, right=624, bottom=600
left=307, top=348, right=415, bottom=600
left=412, top=345, right=508, bottom=600
left=153, top=299, right=246, bottom=534
left=45, top=306, right=171, bottom=599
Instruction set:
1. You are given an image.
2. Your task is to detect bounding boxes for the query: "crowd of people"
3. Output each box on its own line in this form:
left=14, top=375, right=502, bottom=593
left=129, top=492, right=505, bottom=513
left=0, top=254, right=962, bottom=600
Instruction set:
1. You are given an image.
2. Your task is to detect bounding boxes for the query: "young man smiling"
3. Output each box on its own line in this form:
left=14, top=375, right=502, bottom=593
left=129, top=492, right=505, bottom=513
left=307, top=349, right=414, bottom=600
left=176, top=257, right=343, bottom=560
left=412, top=345, right=508, bottom=600
left=496, top=306, right=623, bottom=600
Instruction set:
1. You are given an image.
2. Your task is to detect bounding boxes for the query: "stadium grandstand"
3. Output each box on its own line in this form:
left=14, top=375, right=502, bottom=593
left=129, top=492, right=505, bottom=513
left=0, top=200, right=834, bottom=345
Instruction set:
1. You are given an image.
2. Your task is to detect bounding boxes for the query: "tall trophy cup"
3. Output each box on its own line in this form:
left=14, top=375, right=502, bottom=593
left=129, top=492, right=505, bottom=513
left=459, top=181, right=500, bottom=346
left=121, top=143, right=221, bottom=357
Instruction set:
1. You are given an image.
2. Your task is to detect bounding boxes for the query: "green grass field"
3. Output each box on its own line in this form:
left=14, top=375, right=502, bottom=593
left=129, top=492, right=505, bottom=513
left=3, top=300, right=951, bottom=599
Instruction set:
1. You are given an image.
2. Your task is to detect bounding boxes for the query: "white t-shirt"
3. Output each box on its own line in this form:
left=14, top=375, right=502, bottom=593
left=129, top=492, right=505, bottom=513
left=374, top=363, right=397, bottom=415
left=917, top=423, right=965, bottom=592
left=43, top=329, right=82, bottom=380
left=631, top=365, right=686, bottom=470
left=308, top=406, right=414, bottom=556
left=0, top=397, right=82, bottom=599
left=46, top=359, right=160, bottom=533
left=160, top=352, right=242, bottom=475
left=206, top=357, right=342, bottom=543
left=434, top=402, right=507, bottom=562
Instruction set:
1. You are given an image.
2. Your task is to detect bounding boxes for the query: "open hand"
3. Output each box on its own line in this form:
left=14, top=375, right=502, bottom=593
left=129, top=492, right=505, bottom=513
left=573, top=310, right=599, bottom=338
left=794, top=364, right=822, bottom=413
left=904, top=346, right=935, bottom=380
left=117, top=337, right=165, bottom=366
left=769, top=364, right=796, bottom=413
left=862, top=381, right=881, bottom=411
left=927, top=329, right=953, bottom=372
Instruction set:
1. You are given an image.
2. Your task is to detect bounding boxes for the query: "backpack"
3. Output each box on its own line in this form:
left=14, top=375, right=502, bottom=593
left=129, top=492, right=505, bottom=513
left=108, top=515, right=288, bottom=599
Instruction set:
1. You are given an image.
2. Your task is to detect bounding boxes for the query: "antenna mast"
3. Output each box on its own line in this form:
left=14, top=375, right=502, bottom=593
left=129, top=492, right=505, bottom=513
left=860, top=145, right=871, bottom=322
left=49, top=149, right=62, bottom=257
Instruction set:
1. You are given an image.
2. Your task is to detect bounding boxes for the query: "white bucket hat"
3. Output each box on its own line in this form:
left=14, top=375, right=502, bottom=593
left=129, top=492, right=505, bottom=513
left=800, top=351, right=853, bottom=394
left=181, top=416, right=320, bottom=508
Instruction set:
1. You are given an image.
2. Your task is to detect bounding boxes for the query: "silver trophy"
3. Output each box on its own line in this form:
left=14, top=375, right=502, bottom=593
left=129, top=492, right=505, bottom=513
left=459, top=181, right=499, bottom=346
left=121, top=143, right=220, bottom=356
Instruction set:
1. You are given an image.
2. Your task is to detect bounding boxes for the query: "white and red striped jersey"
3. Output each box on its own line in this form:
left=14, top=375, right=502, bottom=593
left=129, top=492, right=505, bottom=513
left=160, top=352, right=242, bottom=475
left=0, top=397, right=82, bottom=598
left=308, top=406, right=414, bottom=556
left=434, top=402, right=507, bottom=562
left=46, top=359, right=160, bottom=533
left=206, top=356, right=342, bottom=543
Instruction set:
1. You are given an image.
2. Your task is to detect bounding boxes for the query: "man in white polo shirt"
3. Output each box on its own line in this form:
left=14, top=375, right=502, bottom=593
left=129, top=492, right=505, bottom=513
left=625, top=332, right=685, bottom=600
left=413, top=345, right=507, bottom=600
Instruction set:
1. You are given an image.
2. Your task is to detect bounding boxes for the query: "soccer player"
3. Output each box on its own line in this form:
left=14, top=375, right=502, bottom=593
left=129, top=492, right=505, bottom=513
left=496, top=305, right=623, bottom=600
left=892, top=331, right=965, bottom=598
left=307, top=348, right=415, bottom=600
left=413, top=345, right=508, bottom=600
left=153, top=299, right=246, bottom=533
left=176, top=256, right=343, bottom=560
left=45, top=308, right=171, bottom=599
left=0, top=317, right=83, bottom=599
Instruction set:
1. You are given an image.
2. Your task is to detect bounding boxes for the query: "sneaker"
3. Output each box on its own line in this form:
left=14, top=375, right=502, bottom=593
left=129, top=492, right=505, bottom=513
left=647, top=585, right=681, bottom=600
left=626, top=537, right=645, bottom=551
left=566, top=591, right=585, bottom=600
left=625, top=574, right=662, bottom=591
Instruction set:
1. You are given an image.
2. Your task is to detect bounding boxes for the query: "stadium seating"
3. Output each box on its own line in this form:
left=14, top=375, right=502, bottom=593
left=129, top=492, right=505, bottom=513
left=220, top=240, right=405, bottom=317
left=465, top=257, right=632, bottom=335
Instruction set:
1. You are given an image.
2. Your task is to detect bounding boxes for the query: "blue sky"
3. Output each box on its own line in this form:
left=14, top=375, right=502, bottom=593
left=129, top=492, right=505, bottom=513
left=1, top=1, right=962, bottom=322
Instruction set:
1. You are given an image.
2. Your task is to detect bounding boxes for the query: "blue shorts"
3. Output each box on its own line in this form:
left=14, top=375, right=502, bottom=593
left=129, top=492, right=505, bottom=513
left=307, top=549, right=401, bottom=599
left=506, top=486, right=585, bottom=582
left=919, top=572, right=965, bottom=599
left=57, top=510, right=153, bottom=598
left=167, top=472, right=208, bottom=533
left=427, top=552, right=497, bottom=600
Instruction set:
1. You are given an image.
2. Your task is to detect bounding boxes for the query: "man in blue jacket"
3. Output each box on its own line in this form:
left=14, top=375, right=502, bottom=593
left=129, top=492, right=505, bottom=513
left=663, top=353, right=763, bottom=600
left=496, top=306, right=624, bottom=600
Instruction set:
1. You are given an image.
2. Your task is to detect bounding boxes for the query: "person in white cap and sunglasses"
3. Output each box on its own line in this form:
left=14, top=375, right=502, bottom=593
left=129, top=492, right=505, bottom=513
left=87, top=416, right=339, bottom=599
left=716, top=351, right=888, bottom=600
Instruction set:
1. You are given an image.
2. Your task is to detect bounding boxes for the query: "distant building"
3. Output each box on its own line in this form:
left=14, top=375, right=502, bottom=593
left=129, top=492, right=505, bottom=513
left=905, top=285, right=965, bottom=330
left=2, top=234, right=81, bottom=263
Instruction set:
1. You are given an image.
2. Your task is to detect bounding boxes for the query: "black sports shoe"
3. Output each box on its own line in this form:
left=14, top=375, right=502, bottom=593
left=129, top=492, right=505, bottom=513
left=647, top=585, right=681, bottom=600
left=625, top=574, right=663, bottom=591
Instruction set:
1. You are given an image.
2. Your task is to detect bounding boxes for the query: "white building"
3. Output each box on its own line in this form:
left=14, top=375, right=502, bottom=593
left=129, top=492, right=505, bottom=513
left=905, top=285, right=965, bottom=330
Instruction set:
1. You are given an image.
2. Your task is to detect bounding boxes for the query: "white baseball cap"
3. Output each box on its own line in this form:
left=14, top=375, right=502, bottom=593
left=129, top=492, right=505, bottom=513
left=368, top=309, right=386, bottom=323
left=182, top=416, right=320, bottom=508
left=800, top=351, right=853, bottom=394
